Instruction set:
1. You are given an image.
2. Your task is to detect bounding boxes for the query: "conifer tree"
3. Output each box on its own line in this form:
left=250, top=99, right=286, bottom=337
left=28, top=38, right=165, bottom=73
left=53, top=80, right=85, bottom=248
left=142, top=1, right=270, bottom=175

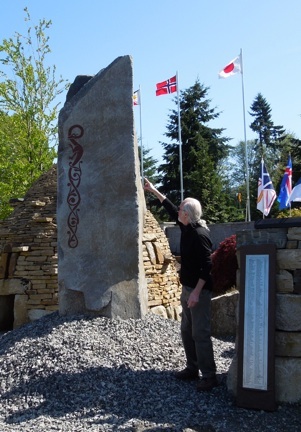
left=138, top=146, right=161, bottom=218
left=249, top=93, right=285, bottom=164
left=157, top=80, right=233, bottom=223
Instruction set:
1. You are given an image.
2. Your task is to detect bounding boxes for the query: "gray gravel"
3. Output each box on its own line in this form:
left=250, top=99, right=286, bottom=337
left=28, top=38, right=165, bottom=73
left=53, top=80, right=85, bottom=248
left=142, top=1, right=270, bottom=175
left=0, top=312, right=300, bottom=432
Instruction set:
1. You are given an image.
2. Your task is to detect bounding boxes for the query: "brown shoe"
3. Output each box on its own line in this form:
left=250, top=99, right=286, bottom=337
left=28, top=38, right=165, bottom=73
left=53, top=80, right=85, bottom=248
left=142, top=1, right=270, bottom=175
left=174, top=368, right=199, bottom=380
left=196, top=376, right=218, bottom=391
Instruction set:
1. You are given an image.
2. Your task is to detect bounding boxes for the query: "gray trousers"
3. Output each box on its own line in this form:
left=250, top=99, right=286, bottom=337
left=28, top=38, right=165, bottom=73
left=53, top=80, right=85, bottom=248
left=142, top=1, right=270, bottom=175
left=180, top=285, right=216, bottom=378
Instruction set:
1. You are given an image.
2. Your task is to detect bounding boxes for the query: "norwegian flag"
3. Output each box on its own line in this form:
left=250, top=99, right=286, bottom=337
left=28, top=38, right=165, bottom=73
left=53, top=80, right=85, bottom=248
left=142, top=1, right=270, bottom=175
left=277, top=156, right=292, bottom=210
left=156, top=75, right=177, bottom=96
left=257, top=159, right=277, bottom=216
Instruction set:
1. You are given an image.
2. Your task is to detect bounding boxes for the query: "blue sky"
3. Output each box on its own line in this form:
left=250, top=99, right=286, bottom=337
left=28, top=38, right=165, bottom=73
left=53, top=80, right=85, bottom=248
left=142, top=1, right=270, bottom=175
left=1, top=0, right=301, bottom=166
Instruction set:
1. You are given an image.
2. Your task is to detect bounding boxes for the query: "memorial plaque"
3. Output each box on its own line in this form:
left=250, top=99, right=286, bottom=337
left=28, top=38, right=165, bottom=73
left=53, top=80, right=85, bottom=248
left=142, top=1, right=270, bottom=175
left=237, top=244, right=276, bottom=411
left=243, top=254, right=269, bottom=390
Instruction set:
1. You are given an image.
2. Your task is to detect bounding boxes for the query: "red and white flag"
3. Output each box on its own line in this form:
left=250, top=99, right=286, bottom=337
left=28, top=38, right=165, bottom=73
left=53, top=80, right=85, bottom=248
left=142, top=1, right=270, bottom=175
left=218, top=55, right=241, bottom=78
left=156, top=75, right=177, bottom=96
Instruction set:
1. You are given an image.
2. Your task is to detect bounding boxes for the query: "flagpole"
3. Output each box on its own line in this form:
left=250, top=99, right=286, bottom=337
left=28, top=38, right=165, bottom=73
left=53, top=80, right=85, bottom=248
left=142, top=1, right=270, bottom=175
left=289, top=153, right=292, bottom=217
left=240, top=49, right=251, bottom=222
left=176, top=71, right=184, bottom=202
left=138, top=85, right=144, bottom=181
left=261, top=159, right=265, bottom=219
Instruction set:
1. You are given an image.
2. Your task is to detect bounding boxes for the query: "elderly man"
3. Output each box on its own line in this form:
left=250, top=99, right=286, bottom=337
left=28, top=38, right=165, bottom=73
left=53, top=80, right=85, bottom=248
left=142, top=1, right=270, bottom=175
left=144, top=178, right=217, bottom=392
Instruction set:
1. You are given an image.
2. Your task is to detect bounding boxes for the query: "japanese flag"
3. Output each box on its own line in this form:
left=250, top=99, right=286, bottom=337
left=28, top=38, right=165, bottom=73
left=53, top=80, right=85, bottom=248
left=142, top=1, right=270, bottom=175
left=218, top=55, right=241, bottom=78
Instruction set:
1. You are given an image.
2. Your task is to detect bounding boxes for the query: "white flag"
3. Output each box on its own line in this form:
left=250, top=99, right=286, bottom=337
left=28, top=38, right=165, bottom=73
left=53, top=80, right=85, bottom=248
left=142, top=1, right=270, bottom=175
left=289, top=178, right=301, bottom=203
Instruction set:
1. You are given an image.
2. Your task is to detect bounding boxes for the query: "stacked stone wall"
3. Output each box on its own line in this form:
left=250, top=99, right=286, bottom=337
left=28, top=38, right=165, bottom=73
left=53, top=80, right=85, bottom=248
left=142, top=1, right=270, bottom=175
left=228, top=225, right=301, bottom=403
left=0, top=166, right=58, bottom=326
left=143, top=211, right=182, bottom=319
left=0, top=166, right=181, bottom=328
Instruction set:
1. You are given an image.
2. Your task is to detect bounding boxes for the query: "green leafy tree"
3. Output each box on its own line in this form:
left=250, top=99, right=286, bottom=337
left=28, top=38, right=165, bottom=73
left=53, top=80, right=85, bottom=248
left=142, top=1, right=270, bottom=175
left=157, top=80, right=233, bottom=223
left=0, top=8, right=68, bottom=218
left=0, top=112, right=36, bottom=217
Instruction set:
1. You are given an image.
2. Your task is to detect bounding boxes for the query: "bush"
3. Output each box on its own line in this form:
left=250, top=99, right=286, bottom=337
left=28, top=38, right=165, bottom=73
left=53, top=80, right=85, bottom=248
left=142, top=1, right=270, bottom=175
left=277, top=208, right=301, bottom=218
left=211, top=234, right=238, bottom=297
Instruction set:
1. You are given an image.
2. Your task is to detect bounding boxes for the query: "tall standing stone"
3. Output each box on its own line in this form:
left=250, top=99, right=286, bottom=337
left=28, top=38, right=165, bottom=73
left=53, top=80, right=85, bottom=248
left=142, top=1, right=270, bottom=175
left=57, top=56, right=147, bottom=319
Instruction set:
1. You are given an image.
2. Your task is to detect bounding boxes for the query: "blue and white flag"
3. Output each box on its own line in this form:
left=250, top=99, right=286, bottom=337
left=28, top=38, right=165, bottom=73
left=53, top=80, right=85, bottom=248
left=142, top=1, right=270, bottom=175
left=277, top=156, right=292, bottom=210
left=257, top=159, right=277, bottom=216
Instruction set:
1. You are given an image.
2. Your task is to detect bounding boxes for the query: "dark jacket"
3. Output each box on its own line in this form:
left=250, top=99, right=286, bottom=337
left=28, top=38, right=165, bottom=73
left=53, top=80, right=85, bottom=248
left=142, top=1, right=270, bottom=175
left=162, top=198, right=213, bottom=290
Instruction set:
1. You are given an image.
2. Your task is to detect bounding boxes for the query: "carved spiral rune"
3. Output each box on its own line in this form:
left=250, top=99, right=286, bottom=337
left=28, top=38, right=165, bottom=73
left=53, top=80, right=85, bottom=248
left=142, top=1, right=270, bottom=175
left=67, top=125, right=84, bottom=248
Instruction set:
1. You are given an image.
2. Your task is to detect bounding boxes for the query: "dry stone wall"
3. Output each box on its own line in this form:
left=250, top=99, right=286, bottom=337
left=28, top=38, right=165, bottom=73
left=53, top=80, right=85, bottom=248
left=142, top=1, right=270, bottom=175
left=0, top=166, right=181, bottom=329
left=143, top=211, right=181, bottom=320
left=0, top=166, right=58, bottom=328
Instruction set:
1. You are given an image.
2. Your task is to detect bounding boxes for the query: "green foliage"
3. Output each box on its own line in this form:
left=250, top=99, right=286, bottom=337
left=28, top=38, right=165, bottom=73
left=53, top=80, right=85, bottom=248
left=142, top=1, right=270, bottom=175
left=277, top=207, right=301, bottom=218
left=226, top=93, right=301, bottom=221
left=225, top=139, right=258, bottom=221
left=138, top=145, right=162, bottom=219
left=0, top=112, right=40, bottom=217
left=0, top=8, right=68, bottom=219
left=249, top=93, right=285, bottom=159
left=211, top=234, right=238, bottom=297
left=248, top=93, right=286, bottom=218
left=157, top=80, right=233, bottom=223
left=138, top=145, right=159, bottom=182
left=289, top=137, right=301, bottom=180
left=276, top=135, right=301, bottom=190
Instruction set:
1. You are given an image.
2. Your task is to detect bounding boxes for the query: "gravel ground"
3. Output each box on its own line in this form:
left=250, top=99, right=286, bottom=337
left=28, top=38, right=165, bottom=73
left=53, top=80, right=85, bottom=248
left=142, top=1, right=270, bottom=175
left=0, top=312, right=300, bottom=432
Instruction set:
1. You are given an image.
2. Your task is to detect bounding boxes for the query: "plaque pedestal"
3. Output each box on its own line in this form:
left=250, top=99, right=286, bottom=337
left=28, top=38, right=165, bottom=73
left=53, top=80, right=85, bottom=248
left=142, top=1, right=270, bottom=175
left=237, top=244, right=276, bottom=411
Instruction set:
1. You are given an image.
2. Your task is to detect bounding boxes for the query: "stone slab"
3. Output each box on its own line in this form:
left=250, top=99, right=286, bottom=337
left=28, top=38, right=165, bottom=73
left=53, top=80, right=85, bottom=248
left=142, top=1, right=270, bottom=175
left=57, top=56, right=147, bottom=319
left=14, top=294, right=30, bottom=328
left=255, top=217, right=301, bottom=229
left=211, top=291, right=238, bottom=337
left=0, top=279, right=29, bottom=295
left=276, top=293, right=301, bottom=331
left=275, top=357, right=301, bottom=403
left=277, top=249, right=301, bottom=270
left=28, top=309, right=54, bottom=321
left=287, top=226, right=301, bottom=240
left=276, top=269, right=294, bottom=293
left=236, top=228, right=287, bottom=249
left=275, top=331, right=301, bottom=357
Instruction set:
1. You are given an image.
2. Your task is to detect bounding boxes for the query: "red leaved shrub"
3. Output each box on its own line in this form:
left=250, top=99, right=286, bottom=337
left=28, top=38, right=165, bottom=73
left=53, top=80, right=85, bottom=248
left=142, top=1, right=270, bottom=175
left=211, top=234, right=238, bottom=297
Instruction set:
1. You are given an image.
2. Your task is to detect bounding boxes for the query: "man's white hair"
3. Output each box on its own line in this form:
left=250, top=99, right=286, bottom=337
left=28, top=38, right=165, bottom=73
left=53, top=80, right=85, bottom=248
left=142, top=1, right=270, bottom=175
left=182, top=198, right=208, bottom=229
